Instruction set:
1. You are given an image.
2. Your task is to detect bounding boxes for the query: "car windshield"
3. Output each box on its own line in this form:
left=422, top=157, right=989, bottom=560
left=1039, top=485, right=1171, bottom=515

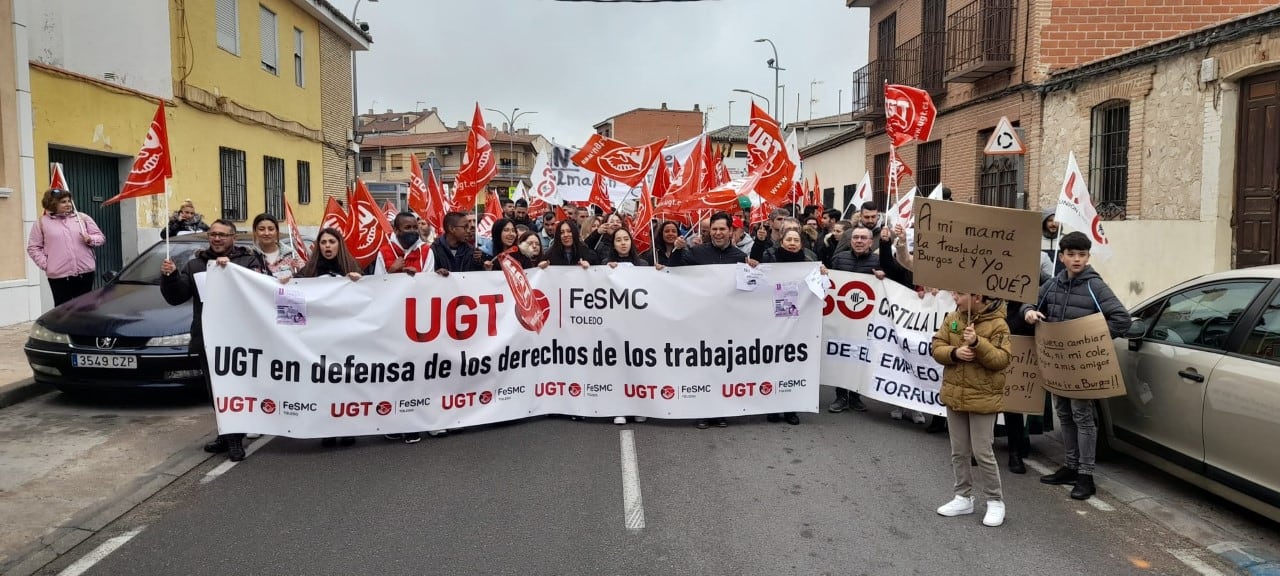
left=114, top=243, right=201, bottom=285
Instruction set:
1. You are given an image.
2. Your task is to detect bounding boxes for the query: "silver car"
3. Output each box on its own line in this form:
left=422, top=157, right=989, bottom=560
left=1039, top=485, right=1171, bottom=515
left=1105, top=264, right=1280, bottom=523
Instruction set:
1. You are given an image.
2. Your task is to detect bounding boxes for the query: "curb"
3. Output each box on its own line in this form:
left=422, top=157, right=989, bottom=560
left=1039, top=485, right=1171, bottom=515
left=0, top=437, right=215, bottom=576
left=0, top=378, right=50, bottom=410
left=1033, top=432, right=1280, bottom=575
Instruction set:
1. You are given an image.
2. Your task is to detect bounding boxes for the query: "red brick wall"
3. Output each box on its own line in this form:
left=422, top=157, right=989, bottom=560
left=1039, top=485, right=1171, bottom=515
left=1040, top=1, right=1276, bottom=71
left=610, top=110, right=704, bottom=146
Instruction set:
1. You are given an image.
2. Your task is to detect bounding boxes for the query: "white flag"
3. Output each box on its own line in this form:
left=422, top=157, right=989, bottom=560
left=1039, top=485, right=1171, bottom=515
left=513, top=181, right=528, bottom=202
left=928, top=183, right=945, bottom=200
left=527, top=150, right=564, bottom=206
left=888, top=187, right=917, bottom=229
left=844, top=171, right=873, bottom=218
left=785, top=129, right=803, bottom=181
left=1055, top=151, right=1113, bottom=263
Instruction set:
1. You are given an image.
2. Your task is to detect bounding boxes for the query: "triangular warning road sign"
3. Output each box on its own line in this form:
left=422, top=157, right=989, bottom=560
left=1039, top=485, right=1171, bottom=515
left=984, top=116, right=1025, bottom=156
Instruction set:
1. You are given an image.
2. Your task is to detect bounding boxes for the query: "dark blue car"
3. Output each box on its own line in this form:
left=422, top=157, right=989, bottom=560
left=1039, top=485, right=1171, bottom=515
left=23, top=233, right=255, bottom=394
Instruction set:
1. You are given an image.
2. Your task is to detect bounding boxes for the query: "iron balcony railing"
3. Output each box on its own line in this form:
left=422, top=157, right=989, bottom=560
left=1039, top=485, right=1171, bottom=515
left=945, top=0, right=1016, bottom=83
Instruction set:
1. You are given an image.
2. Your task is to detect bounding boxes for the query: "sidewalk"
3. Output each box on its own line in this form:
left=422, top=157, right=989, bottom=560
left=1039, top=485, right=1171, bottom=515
left=0, top=322, right=44, bottom=408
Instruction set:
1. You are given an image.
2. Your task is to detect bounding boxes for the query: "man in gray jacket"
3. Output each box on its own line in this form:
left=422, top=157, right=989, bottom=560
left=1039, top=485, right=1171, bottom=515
left=1021, top=231, right=1131, bottom=500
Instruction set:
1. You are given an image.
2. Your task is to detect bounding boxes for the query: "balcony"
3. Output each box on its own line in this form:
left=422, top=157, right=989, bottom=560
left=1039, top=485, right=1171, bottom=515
left=945, top=0, right=1016, bottom=83
left=851, top=60, right=897, bottom=121
left=894, top=33, right=948, bottom=96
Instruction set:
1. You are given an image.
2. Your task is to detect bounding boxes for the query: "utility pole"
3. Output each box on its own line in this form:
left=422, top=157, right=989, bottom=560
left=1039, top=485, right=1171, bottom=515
left=809, top=79, right=823, bottom=122
left=727, top=100, right=735, bottom=126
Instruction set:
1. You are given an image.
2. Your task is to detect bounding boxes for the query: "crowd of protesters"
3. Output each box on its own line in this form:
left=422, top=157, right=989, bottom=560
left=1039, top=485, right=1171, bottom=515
left=144, top=190, right=1128, bottom=530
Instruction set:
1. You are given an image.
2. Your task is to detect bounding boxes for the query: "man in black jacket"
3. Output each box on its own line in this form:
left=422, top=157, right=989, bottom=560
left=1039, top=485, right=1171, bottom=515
left=826, top=224, right=881, bottom=413
left=1021, top=231, right=1131, bottom=500
left=432, top=211, right=485, bottom=275
left=160, top=220, right=267, bottom=462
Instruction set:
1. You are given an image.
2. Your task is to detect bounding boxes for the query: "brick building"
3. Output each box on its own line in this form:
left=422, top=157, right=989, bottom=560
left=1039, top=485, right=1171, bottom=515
left=846, top=0, right=1279, bottom=304
left=593, top=103, right=704, bottom=146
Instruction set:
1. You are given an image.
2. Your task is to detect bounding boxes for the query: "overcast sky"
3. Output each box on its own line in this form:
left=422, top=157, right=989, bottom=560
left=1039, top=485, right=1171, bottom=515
left=334, top=0, right=870, bottom=144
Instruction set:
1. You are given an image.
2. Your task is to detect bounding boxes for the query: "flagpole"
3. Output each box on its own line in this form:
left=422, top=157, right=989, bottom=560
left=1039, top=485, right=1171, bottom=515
left=163, top=180, right=171, bottom=259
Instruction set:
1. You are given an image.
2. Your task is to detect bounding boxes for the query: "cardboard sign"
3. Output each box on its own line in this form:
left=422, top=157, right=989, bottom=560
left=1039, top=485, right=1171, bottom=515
left=913, top=198, right=1043, bottom=302
left=1034, top=313, right=1126, bottom=399
left=1002, top=335, right=1045, bottom=414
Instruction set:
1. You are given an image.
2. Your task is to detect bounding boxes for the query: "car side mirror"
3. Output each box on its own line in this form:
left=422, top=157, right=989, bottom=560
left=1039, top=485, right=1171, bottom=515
left=102, top=270, right=118, bottom=283
left=1125, top=318, right=1147, bottom=351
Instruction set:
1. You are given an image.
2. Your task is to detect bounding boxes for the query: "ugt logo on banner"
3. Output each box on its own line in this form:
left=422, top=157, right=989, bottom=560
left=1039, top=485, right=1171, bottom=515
left=824, top=280, right=877, bottom=320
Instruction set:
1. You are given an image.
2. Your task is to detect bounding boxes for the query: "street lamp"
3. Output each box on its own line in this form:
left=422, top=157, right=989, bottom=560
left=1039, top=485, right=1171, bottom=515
left=754, top=38, right=784, bottom=123
left=485, top=107, right=538, bottom=191
left=732, top=89, right=770, bottom=116
left=350, top=0, right=377, bottom=185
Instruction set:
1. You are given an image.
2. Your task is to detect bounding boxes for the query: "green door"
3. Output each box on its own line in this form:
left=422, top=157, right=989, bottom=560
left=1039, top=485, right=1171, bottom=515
left=48, top=148, right=123, bottom=286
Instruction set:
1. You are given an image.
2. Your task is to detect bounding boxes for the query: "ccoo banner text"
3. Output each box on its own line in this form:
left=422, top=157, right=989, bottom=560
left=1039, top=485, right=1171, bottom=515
left=201, top=263, right=822, bottom=437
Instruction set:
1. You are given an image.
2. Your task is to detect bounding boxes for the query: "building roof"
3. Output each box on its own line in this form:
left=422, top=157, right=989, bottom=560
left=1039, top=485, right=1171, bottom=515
left=707, top=125, right=749, bottom=143
left=357, top=109, right=438, bottom=134
left=798, top=125, right=865, bottom=159
left=292, top=0, right=373, bottom=48
left=362, top=131, right=540, bottom=149
left=788, top=112, right=857, bottom=129
left=593, top=105, right=703, bottom=129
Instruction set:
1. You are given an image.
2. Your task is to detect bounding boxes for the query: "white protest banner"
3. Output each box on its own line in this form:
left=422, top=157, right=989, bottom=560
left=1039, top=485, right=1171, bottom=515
left=913, top=198, right=1043, bottom=302
left=202, top=263, right=822, bottom=437
left=820, top=272, right=954, bottom=416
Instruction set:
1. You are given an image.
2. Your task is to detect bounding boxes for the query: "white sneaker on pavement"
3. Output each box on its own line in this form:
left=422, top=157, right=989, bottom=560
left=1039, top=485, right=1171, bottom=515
left=936, top=495, right=975, bottom=517
left=983, top=500, right=1006, bottom=527
left=890, top=408, right=905, bottom=420
left=245, top=433, right=262, bottom=439
left=911, top=411, right=927, bottom=424
left=634, top=416, right=647, bottom=423
left=613, top=416, right=626, bottom=425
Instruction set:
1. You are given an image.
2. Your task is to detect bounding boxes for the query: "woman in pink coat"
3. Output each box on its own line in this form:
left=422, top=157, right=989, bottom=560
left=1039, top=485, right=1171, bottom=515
left=27, top=189, right=106, bottom=305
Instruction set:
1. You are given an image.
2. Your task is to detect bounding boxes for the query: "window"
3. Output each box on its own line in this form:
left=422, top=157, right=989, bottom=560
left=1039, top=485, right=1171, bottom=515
left=297, top=160, right=311, bottom=205
left=216, top=0, right=239, bottom=55
left=921, top=0, right=947, bottom=93
left=733, top=150, right=748, bottom=159
left=219, top=147, right=247, bottom=221
left=822, top=188, right=835, bottom=212
left=917, top=140, right=942, bottom=194
left=1090, top=100, right=1130, bottom=220
left=264, top=156, right=285, bottom=218
left=1241, top=290, right=1280, bottom=362
left=390, top=153, right=403, bottom=171
left=842, top=184, right=856, bottom=214
left=873, top=152, right=889, bottom=210
left=977, top=127, right=1019, bottom=208
left=260, top=6, right=278, bottom=75
left=877, top=13, right=897, bottom=64
left=1144, top=281, right=1267, bottom=351
left=360, top=156, right=373, bottom=173
left=293, top=28, right=304, bottom=87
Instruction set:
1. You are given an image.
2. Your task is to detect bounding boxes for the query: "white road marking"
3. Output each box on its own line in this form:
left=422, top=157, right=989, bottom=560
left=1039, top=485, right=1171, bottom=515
left=619, top=429, right=646, bottom=532
left=58, top=526, right=145, bottom=576
left=1167, top=549, right=1228, bottom=576
left=1023, top=458, right=1114, bottom=511
left=200, top=435, right=275, bottom=485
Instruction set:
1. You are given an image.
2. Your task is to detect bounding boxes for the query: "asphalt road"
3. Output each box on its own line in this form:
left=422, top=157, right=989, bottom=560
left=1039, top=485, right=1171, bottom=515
left=39, top=392, right=1240, bottom=576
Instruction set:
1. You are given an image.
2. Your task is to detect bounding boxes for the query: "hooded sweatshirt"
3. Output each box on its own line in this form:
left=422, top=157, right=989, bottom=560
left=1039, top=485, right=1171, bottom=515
left=1020, top=265, right=1132, bottom=337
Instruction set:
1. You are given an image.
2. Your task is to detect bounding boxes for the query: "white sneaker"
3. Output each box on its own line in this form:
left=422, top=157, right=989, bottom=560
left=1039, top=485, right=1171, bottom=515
left=634, top=416, right=647, bottom=423
left=245, top=433, right=262, bottom=439
left=426, top=430, right=448, bottom=437
left=890, top=408, right=905, bottom=420
left=613, top=416, right=626, bottom=425
left=936, top=495, right=975, bottom=517
left=983, top=500, right=1006, bottom=527
left=911, top=411, right=927, bottom=424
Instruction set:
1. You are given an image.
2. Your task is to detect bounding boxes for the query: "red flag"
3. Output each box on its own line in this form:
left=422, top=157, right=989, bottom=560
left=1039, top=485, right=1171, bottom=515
left=651, top=157, right=672, bottom=199
left=346, top=179, right=391, bottom=268
left=885, top=84, right=937, bottom=147
left=50, top=163, right=69, bottom=191
left=407, top=153, right=447, bottom=232
left=811, top=174, right=824, bottom=219
left=631, top=180, right=655, bottom=255
left=102, top=101, right=173, bottom=206
left=382, top=200, right=398, bottom=224
left=571, top=134, right=667, bottom=189
left=887, top=147, right=913, bottom=206
left=666, top=136, right=706, bottom=206
left=749, top=196, right=770, bottom=225
left=284, top=198, right=308, bottom=262
left=498, top=253, right=550, bottom=333
left=748, top=102, right=796, bottom=206
left=704, top=137, right=728, bottom=188
left=554, top=205, right=569, bottom=223
left=586, top=176, right=614, bottom=214
left=453, top=104, right=497, bottom=211
left=321, top=197, right=348, bottom=235
left=478, top=191, right=503, bottom=239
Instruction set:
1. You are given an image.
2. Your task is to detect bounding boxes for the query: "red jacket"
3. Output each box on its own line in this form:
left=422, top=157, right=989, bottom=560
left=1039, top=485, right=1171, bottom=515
left=375, top=236, right=434, bottom=274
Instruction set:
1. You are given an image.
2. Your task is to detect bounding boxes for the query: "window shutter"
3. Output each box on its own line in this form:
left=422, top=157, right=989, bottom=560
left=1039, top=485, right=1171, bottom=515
left=260, top=6, right=278, bottom=73
left=216, top=0, right=238, bottom=54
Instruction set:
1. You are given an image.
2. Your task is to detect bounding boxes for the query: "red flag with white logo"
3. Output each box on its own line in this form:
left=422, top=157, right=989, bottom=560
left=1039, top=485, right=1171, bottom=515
left=382, top=200, right=398, bottom=224
left=585, top=175, right=615, bottom=214
left=748, top=102, right=796, bottom=206
left=478, top=191, right=503, bottom=240
left=284, top=198, right=309, bottom=262
left=651, top=157, right=672, bottom=199
left=50, top=162, right=69, bottom=192
left=102, top=101, right=173, bottom=206
left=887, top=147, right=913, bottom=208
left=346, top=179, right=391, bottom=268
left=571, top=134, right=667, bottom=189
left=498, top=253, right=550, bottom=333
left=631, top=180, right=655, bottom=255
left=884, top=83, right=937, bottom=147
left=321, top=196, right=348, bottom=235
left=452, top=104, right=498, bottom=211
left=407, top=153, right=447, bottom=232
